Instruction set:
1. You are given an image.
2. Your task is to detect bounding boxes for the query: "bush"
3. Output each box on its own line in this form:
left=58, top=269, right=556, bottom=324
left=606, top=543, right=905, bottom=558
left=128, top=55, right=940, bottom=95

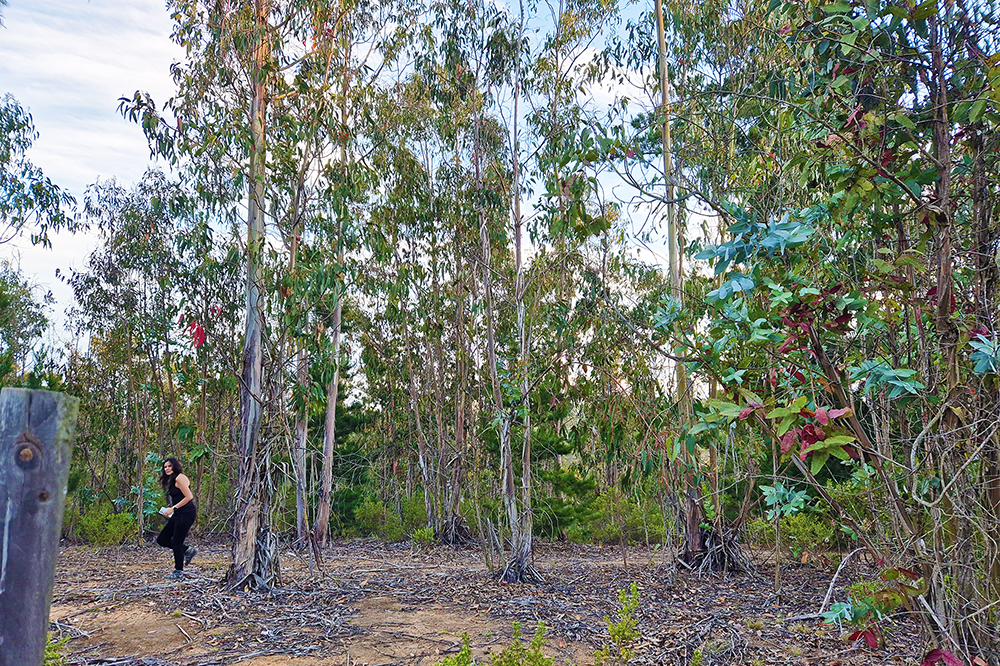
left=744, top=518, right=775, bottom=546
left=76, top=502, right=136, bottom=546
left=354, top=497, right=404, bottom=541
left=582, top=490, right=667, bottom=545
left=781, top=512, right=836, bottom=556
left=490, top=622, right=554, bottom=666
left=45, top=634, right=68, bottom=666
left=595, top=583, right=641, bottom=666
left=742, top=513, right=836, bottom=556
left=431, top=623, right=553, bottom=666
left=411, top=526, right=435, bottom=546
left=400, top=493, right=428, bottom=535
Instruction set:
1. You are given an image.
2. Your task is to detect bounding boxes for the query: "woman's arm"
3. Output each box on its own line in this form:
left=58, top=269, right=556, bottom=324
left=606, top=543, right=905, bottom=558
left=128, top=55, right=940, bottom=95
left=171, top=474, right=195, bottom=510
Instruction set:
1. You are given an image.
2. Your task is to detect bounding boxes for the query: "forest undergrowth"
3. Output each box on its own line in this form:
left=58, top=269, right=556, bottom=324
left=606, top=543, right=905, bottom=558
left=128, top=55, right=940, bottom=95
left=47, top=540, right=925, bottom=666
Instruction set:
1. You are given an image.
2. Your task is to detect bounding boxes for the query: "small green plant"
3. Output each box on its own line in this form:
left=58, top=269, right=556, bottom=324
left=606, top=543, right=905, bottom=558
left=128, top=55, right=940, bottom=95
left=594, top=582, right=641, bottom=666
left=691, top=649, right=703, bottom=666
left=745, top=618, right=763, bottom=631
left=412, top=526, right=435, bottom=545
left=76, top=502, right=137, bottom=545
left=44, top=634, right=68, bottom=666
left=490, top=622, right=554, bottom=666
left=821, top=566, right=926, bottom=649
left=435, top=634, right=472, bottom=666
left=760, top=483, right=808, bottom=520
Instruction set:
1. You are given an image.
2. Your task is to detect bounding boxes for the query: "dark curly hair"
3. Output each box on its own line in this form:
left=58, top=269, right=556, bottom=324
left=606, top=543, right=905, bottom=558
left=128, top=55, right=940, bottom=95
left=159, top=457, right=183, bottom=491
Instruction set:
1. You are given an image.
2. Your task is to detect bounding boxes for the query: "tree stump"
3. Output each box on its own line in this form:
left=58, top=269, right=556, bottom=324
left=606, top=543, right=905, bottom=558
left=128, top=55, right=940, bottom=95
left=0, top=388, right=79, bottom=666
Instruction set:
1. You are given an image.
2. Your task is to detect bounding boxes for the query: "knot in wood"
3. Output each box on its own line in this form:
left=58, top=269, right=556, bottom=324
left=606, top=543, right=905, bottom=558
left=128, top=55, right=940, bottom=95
left=15, top=433, right=42, bottom=470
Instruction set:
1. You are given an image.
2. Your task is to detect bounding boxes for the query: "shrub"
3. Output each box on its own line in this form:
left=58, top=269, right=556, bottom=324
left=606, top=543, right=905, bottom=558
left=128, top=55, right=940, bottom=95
left=400, top=493, right=428, bottom=535
left=411, top=526, right=435, bottom=546
left=586, top=490, right=666, bottom=545
left=490, top=622, right=554, bottom=666
left=76, top=502, right=136, bottom=546
left=431, top=624, right=553, bottom=666
left=594, top=582, right=641, bottom=666
left=45, top=634, right=68, bottom=666
left=743, top=518, right=775, bottom=546
left=781, top=512, right=836, bottom=556
left=354, top=497, right=404, bottom=541
left=436, top=634, right=472, bottom=666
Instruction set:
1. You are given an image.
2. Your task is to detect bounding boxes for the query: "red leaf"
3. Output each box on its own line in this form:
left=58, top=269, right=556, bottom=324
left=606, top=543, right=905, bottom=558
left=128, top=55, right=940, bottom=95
left=780, top=429, right=799, bottom=455
left=863, top=629, right=878, bottom=649
left=814, top=407, right=829, bottom=426
left=843, top=445, right=860, bottom=459
left=828, top=407, right=853, bottom=419
left=896, top=567, right=920, bottom=580
left=777, top=337, right=797, bottom=353
left=848, top=631, right=863, bottom=641
left=738, top=406, right=755, bottom=420
left=188, top=322, right=206, bottom=349
left=922, top=649, right=965, bottom=666
left=791, top=368, right=806, bottom=382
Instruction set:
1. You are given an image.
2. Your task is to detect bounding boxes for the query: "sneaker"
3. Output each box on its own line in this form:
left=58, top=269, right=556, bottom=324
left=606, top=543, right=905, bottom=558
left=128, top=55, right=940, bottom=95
left=164, top=570, right=184, bottom=581
left=184, top=546, right=197, bottom=567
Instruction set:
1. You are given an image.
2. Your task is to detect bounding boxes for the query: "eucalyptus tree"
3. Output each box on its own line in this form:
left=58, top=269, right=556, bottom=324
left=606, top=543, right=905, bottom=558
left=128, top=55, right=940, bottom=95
left=68, top=171, right=192, bottom=540
left=0, top=94, right=77, bottom=247
left=486, top=0, right=619, bottom=582
left=123, top=0, right=416, bottom=580
left=651, top=0, right=1000, bottom=654
left=305, top=0, right=419, bottom=547
left=0, top=259, right=48, bottom=382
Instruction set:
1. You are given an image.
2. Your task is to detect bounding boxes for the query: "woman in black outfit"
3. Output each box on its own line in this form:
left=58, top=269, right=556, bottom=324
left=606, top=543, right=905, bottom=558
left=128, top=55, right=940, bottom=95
left=156, top=458, right=197, bottom=580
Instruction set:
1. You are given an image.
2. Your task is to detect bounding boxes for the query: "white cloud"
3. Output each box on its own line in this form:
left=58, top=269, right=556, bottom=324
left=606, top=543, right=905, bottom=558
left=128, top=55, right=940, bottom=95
left=1, top=0, right=184, bottom=326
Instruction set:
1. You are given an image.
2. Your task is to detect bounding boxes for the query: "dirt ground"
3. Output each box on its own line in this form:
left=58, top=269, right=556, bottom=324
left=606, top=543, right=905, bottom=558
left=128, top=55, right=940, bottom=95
left=48, top=539, right=924, bottom=666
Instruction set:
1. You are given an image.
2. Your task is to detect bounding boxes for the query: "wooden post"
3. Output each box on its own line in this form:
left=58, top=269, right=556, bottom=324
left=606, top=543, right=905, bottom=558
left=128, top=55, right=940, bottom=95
left=0, top=388, right=79, bottom=666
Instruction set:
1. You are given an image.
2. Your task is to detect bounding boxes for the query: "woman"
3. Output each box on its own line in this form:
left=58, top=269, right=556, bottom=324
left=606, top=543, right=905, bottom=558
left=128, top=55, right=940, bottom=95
left=156, top=457, right=197, bottom=580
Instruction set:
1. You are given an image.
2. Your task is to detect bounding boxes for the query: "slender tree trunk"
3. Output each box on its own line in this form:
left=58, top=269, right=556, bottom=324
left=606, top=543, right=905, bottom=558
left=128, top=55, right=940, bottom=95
left=656, top=0, right=701, bottom=563
left=499, top=10, right=540, bottom=581
left=404, top=300, right=438, bottom=534
left=314, top=72, right=351, bottom=546
left=315, top=294, right=342, bottom=545
left=294, top=346, right=310, bottom=544
left=228, top=0, right=275, bottom=589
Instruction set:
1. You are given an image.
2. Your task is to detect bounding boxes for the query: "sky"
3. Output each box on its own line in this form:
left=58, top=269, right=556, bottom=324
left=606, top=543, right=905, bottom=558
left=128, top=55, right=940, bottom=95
left=1, top=0, right=183, bottom=330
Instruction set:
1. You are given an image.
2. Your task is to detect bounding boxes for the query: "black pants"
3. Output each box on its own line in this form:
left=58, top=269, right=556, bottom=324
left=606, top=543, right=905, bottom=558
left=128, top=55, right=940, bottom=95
left=156, top=509, right=196, bottom=570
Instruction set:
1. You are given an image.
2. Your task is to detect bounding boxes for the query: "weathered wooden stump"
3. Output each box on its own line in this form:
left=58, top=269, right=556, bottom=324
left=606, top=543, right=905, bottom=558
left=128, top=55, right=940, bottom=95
left=0, top=388, right=79, bottom=666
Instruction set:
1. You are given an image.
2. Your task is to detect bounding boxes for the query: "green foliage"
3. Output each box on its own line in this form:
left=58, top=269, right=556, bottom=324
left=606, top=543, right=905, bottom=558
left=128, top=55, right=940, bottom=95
left=969, top=334, right=1000, bottom=375
left=401, top=493, right=429, bottom=535
left=821, top=567, right=927, bottom=649
left=570, top=489, right=666, bottom=545
left=45, top=634, right=68, bottom=666
left=354, top=498, right=404, bottom=541
left=489, top=622, right=554, bottom=666
left=594, top=582, right=641, bottom=666
left=760, top=483, right=808, bottom=520
left=411, top=526, right=435, bottom=545
left=781, top=512, right=836, bottom=556
left=0, top=260, right=48, bottom=384
left=0, top=94, right=76, bottom=247
left=435, top=634, right=472, bottom=666
left=76, top=502, right=136, bottom=546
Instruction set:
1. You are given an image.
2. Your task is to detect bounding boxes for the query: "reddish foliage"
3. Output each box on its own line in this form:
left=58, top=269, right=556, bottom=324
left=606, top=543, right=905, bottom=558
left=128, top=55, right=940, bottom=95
left=921, top=649, right=965, bottom=666
left=187, top=321, right=206, bottom=348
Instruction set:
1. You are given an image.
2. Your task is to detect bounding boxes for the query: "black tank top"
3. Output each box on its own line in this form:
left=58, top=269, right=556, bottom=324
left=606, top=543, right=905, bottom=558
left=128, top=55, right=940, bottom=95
left=167, top=478, right=196, bottom=514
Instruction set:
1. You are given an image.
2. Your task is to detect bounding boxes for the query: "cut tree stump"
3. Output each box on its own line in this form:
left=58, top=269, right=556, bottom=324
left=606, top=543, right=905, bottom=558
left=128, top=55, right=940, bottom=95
left=0, top=388, right=79, bottom=666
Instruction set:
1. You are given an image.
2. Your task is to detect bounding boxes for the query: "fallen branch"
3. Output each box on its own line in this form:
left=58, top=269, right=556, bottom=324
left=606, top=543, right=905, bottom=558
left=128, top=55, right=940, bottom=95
left=782, top=547, right=865, bottom=622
